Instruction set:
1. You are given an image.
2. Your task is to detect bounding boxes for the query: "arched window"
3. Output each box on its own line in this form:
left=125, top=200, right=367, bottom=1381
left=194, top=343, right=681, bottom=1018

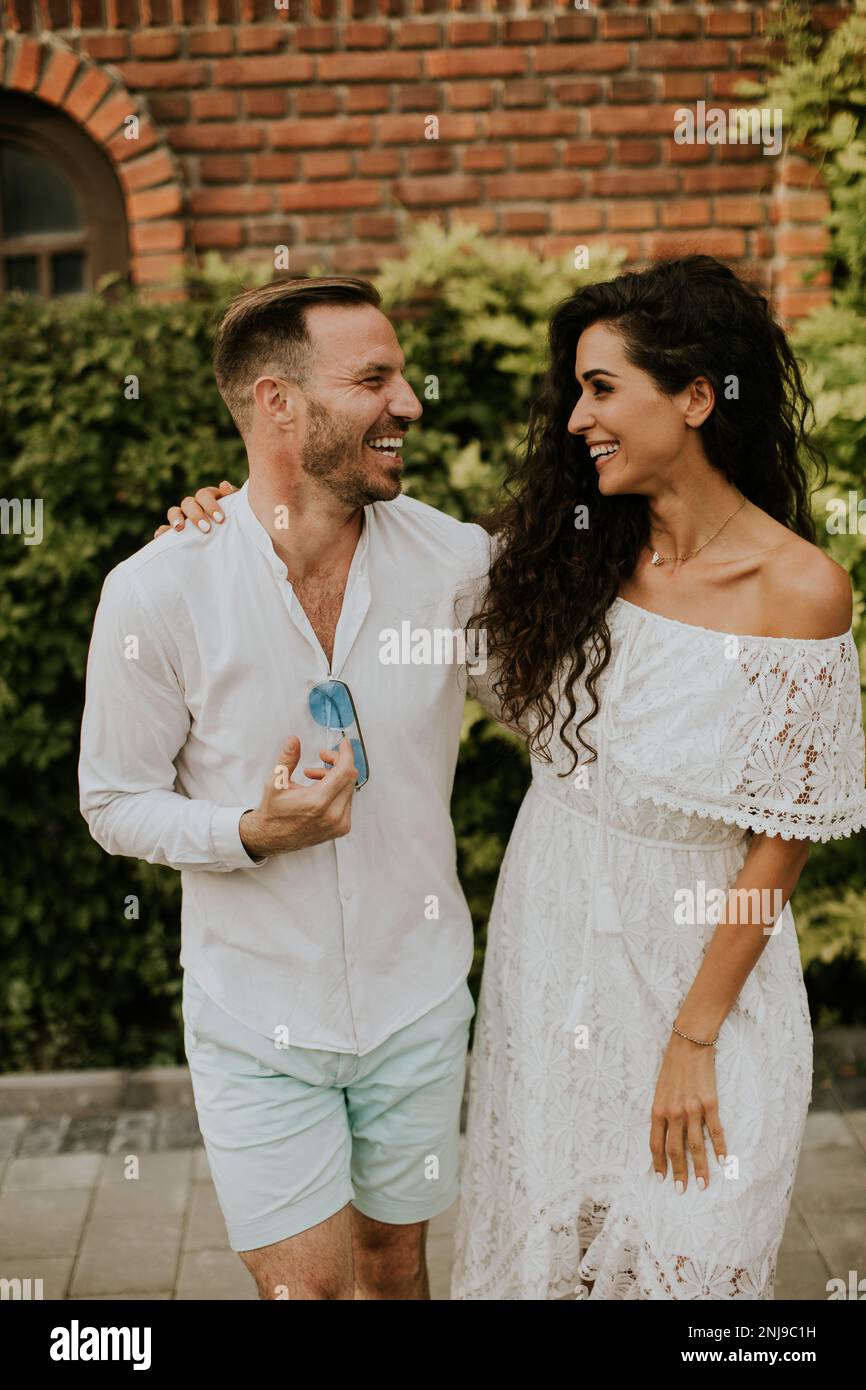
left=0, top=91, right=129, bottom=299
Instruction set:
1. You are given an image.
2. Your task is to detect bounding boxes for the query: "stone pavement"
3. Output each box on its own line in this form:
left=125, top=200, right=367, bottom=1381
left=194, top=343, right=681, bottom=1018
left=1, top=1060, right=864, bottom=1300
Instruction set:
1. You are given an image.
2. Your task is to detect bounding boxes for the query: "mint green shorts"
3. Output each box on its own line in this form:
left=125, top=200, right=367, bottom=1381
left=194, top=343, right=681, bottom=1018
left=182, top=970, right=475, bottom=1252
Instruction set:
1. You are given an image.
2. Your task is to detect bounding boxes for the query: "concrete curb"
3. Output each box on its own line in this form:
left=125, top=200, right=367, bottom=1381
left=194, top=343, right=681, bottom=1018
left=0, top=1067, right=194, bottom=1117
left=1, top=1028, right=864, bottom=1118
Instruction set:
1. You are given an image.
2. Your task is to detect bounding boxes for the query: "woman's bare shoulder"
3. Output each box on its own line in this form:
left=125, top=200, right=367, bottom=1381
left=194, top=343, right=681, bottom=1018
left=760, top=531, right=853, bottom=640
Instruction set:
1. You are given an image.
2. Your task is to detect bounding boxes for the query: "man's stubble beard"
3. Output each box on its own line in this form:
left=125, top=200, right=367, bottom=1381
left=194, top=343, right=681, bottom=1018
left=300, top=396, right=402, bottom=508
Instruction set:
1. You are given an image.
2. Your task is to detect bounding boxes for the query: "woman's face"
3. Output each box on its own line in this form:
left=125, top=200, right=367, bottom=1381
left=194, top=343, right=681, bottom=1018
left=567, top=321, right=710, bottom=497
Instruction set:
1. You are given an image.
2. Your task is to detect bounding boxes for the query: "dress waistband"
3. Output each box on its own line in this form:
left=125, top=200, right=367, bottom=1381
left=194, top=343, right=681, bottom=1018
left=529, top=779, right=747, bottom=852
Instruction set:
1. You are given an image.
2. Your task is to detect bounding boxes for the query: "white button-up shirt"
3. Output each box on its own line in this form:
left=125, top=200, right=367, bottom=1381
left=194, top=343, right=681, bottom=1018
left=78, top=480, right=492, bottom=1055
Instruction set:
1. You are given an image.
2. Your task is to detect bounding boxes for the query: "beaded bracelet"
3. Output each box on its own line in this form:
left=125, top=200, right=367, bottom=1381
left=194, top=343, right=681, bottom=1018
left=672, top=1023, right=719, bottom=1046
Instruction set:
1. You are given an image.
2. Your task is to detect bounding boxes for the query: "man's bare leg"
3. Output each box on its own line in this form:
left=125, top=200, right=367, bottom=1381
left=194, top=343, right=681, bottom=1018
left=238, top=1202, right=430, bottom=1300
left=351, top=1206, right=430, bottom=1300
left=238, top=1202, right=355, bottom=1300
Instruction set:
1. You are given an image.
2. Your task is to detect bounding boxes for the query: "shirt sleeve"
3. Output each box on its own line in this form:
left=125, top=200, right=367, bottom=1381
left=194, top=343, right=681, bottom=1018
left=78, top=567, right=268, bottom=872
left=452, top=524, right=510, bottom=725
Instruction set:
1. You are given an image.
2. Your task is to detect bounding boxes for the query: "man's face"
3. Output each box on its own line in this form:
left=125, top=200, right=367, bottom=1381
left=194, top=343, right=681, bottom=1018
left=293, top=305, right=423, bottom=508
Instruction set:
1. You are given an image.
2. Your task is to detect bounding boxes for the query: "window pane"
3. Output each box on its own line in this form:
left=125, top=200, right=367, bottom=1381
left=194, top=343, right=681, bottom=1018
left=4, top=255, right=38, bottom=294
left=1, top=142, right=81, bottom=237
left=52, top=250, right=85, bottom=295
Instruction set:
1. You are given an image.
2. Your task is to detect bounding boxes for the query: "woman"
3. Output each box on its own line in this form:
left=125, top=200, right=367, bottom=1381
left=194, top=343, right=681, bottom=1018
left=158, top=257, right=866, bottom=1299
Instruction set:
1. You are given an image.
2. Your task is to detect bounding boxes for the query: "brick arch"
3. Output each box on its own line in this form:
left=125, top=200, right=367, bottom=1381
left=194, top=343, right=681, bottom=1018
left=0, top=31, right=189, bottom=300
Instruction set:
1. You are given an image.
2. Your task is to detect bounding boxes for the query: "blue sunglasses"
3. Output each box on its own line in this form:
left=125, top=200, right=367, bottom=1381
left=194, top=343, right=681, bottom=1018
left=308, top=678, right=369, bottom=790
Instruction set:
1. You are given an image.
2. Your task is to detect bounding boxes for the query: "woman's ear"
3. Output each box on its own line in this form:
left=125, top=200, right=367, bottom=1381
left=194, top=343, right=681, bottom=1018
left=683, top=375, right=715, bottom=429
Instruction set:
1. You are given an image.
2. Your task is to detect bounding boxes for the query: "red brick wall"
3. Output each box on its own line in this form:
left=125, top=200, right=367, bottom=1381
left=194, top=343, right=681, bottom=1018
left=0, top=2, right=849, bottom=317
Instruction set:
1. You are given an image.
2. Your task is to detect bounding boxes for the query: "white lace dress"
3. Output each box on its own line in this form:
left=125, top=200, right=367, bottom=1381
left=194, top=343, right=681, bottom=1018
left=451, top=596, right=866, bottom=1300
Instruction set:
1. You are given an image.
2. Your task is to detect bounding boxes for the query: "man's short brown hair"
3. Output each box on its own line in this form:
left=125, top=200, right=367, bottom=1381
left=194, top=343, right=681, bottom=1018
left=212, top=275, right=382, bottom=439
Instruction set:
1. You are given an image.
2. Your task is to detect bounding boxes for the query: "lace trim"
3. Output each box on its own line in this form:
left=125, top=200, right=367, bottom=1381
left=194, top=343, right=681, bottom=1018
left=604, top=774, right=866, bottom=844
left=451, top=1188, right=618, bottom=1301
left=452, top=1191, right=778, bottom=1301
left=578, top=1207, right=776, bottom=1301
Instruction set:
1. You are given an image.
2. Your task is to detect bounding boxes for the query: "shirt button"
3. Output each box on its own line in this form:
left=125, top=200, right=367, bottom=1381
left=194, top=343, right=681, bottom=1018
left=341, top=884, right=354, bottom=901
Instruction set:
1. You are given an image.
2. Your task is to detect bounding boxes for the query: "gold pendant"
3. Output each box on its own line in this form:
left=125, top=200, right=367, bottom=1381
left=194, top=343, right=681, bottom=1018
left=651, top=551, right=662, bottom=566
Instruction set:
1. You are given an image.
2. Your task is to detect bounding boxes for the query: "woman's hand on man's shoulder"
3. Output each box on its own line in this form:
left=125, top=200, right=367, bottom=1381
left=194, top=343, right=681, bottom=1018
left=153, top=480, right=237, bottom=540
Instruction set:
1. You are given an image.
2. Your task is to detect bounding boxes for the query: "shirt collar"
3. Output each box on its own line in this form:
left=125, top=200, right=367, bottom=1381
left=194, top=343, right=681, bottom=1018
left=233, top=477, right=371, bottom=584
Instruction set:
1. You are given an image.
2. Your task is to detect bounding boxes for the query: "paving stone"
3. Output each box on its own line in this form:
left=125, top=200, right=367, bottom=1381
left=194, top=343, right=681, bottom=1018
left=428, top=1198, right=458, bottom=1239
left=774, top=1250, right=831, bottom=1300
left=77, top=1292, right=172, bottom=1299
left=426, top=1232, right=454, bottom=1301
left=70, top=1214, right=184, bottom=1297
left=801, top=1111, right=858, bottom=1150
left=154, top=1109, right=202, bottom=1151
left=808, top=1209, right=866, bottom=1281
left=0, top=1188, right=90, bottom=1260
left=780, top=1203, right=819, bottom=1255
left=0, top=1117, right=27, bottom=1158
left=192, top=1148, right=214, bottom=1183
left=91, top=1151, right=193, bottom=1219
left=2, top=1153, right=103, bottom=1192
left=175, top=1248, right=257, bottom=1300
left=844, top=1109, right=866, bottom=1154
left=108, top=1112, right=157, bottom=1156
left=61, top=1117, right=116, bottom=1154
left=793, top=1146, right=866, bottom=1213
left=18, top=1115, right=71, bottom=1156
left=183, top=1181, right=228, bottom=1252
left=0, top=1257, right=73, bottom=1300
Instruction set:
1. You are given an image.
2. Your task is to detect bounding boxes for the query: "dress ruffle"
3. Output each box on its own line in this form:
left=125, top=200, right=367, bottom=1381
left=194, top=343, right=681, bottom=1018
left=577, top=1202, right=777, bottom=1301
left=600, top=600, right=866, bottom=846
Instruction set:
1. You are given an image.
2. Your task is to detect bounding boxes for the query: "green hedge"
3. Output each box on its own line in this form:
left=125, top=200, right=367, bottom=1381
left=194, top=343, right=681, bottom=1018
left=1, top=219, right=864, bottom=1072
left=759, top=0, right=866, bottom=1017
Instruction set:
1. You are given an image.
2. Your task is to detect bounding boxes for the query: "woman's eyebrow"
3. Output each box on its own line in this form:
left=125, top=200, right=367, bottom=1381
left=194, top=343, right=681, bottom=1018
left=580, top=368, right=621, bottom=381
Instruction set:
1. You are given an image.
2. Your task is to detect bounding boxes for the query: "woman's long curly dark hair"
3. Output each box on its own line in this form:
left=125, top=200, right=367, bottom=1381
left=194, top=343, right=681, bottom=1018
left=467, top=254, right=827, bottom=775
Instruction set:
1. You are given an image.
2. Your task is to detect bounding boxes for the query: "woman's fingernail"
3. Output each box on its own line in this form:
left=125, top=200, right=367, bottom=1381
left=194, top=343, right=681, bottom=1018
left=197, top=519, right=210, bottom=532
left=214, top=511, right=223, bottom=522
left=675, top=1180, right=684, bottom=1194
left=174, top=522, right=183, bottom=531
left=656, top=1171, right=664, bottom=1182
left=697, top=1177, right=706, bottom=1190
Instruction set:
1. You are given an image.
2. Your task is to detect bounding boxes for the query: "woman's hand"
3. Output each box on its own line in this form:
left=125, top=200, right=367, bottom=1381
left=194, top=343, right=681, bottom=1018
left=649, top=1032, right=727, bottom=1193
left=153, top=480, right=237, bottom=539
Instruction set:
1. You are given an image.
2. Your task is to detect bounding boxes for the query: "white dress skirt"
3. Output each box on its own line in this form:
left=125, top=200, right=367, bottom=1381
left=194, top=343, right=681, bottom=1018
left=451, top=597, right=866, bottom=1300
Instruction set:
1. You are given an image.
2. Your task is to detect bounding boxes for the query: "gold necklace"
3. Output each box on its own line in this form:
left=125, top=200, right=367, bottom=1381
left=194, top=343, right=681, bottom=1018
left=649, top=493, right=747, bottom=567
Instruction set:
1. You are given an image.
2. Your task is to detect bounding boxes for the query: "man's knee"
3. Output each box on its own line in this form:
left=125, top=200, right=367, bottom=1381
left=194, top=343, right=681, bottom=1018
left=238, top=1204, right=355, bottom=1300
left=351, top=1211, right=428, bottom=1296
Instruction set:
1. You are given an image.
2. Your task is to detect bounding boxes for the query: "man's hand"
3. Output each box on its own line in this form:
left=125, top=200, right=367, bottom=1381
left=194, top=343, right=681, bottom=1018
left=240, top=735, right=358, bottom=858
left=154, top=480, right=237, bottom=539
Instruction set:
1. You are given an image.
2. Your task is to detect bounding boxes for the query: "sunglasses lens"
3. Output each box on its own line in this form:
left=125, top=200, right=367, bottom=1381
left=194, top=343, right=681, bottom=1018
left=348, top=737, right=367, bottom=783
left=309, top=680, right=355, bottom=728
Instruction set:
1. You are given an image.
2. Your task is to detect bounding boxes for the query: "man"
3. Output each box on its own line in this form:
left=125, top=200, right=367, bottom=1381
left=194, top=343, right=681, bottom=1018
left=78, top=276, right=493, bottom=1300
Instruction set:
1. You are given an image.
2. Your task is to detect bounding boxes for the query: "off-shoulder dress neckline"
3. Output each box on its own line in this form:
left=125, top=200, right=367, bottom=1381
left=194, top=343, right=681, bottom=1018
left=612, top=595, right=854, bottom=649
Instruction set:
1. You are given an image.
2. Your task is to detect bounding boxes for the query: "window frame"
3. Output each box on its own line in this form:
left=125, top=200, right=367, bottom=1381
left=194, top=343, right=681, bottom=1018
left=0, top=91, right=130, bottom=300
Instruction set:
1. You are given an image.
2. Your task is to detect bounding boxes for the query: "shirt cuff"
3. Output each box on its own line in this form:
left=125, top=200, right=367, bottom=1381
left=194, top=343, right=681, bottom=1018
left=210, top=807, right=268, bottom=869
